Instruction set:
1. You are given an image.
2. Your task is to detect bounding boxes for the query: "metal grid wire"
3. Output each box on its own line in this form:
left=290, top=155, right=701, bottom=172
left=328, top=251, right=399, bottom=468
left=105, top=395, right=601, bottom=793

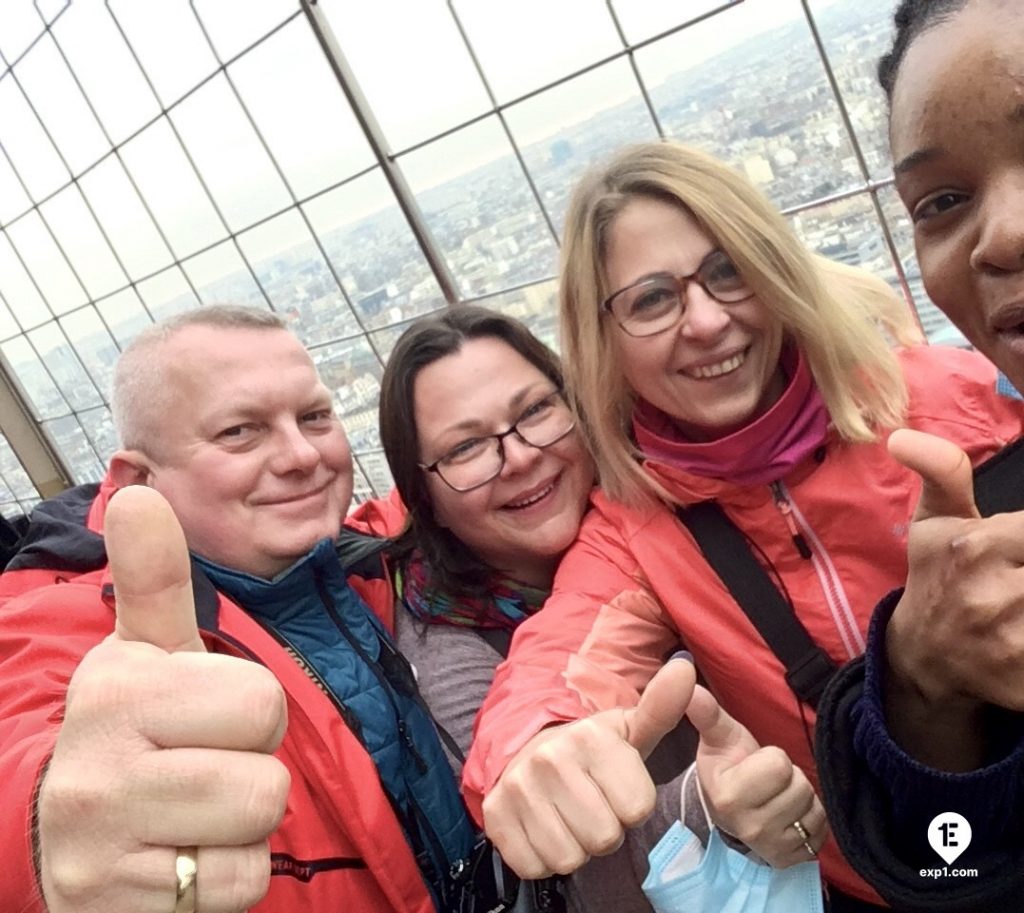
left=0, top=0, right=938, bottom=508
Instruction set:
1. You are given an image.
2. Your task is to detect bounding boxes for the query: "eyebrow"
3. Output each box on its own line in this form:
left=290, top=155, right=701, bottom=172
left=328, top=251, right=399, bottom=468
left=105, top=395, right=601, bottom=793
left=893, top=147, right=941, bottom=175
left=896, top=107, right=1024, bottom=175
left=436, top=383, right=548, bottom=436
left=612, top=248, right=721, bottom=295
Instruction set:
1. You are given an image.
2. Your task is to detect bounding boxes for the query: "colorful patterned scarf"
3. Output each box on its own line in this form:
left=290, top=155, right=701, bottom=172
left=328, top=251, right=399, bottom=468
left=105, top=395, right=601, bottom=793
left=398, top=550, right=548, bottom=632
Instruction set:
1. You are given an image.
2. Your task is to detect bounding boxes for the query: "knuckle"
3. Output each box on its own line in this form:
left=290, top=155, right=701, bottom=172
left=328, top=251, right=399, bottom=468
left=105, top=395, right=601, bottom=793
left=618, top=788, right=655, bottom=827
left=39, top=765, right=107, bottom=826
left=484, top=824, right=514, bottom=857
left=66, top=657, right=135, bottom=721
left=710, top=787, right=741, bottom=820
left=511, top=855, right=549, bottom=881
left=498, top=767, right=534, bottom=804
left=44, top=856, right=107, bottom=907
left=586, top=821, right=625, bottom=856
left=551, top=847, right=588, bottom=876
left=756, top=746, right=793, bottom=782
left=240, top=668, right=288, bottom=746
left=530, top=741, right=565, bottom=774
left=734, top=819, right=766, bottom=846
left=573, top=717, right=606, bottom=749
left=243, top=757, right=291, bottom=835
left=228, top=844, right=273, bottom=910
left=949, top=528, right=987, bottom=566
left=481, top=790, right=503, bottom=827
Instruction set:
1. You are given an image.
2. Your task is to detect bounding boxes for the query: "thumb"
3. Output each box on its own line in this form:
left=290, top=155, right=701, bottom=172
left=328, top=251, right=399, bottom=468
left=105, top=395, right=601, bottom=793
left=686, top=685, right=759, bottom=764
left=106, top=485, right=206, bottom=653
left=888, top=428, right=980, bottom=521
left=625, top=654, right=696, bottom=758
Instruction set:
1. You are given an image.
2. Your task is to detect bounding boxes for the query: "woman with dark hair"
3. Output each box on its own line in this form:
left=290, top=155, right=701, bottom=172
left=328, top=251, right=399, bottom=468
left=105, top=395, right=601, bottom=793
left=362, top=304, right=684, bottom=912
left=813, top=2, right=1024, bottom=911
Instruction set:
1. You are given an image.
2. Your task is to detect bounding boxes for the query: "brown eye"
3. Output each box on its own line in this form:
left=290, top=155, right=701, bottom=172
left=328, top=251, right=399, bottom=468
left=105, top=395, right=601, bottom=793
left=628, top=281, right=677, bottom=316
left=914, top=191, right=969, bottom=222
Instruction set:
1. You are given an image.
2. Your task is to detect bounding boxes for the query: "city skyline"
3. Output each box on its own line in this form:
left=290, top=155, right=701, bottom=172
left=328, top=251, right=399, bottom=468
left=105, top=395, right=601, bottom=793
left=0, top=0, right=946, bottom=516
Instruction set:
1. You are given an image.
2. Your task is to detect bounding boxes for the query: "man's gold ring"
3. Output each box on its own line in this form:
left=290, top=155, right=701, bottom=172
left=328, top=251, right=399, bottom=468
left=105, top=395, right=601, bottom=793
left=791, top=820, right=816, bottom=858
left=175, top=846, right=198, bottom=913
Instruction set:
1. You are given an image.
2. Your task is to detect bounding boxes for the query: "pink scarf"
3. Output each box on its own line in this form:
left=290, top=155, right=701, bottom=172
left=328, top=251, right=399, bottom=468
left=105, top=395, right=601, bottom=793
left=632, top=347, right=829, bottom=487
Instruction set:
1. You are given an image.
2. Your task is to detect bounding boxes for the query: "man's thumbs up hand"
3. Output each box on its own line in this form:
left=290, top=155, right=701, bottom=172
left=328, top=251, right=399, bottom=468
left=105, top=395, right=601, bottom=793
left=108, top=486, right=207, bottom=653
left=37, top=486, right=290, bottom=913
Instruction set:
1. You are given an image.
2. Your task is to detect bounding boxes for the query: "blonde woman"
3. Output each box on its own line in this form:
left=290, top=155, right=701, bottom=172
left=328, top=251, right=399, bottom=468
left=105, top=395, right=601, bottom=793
left=463, top=141, right=1024, bottom=912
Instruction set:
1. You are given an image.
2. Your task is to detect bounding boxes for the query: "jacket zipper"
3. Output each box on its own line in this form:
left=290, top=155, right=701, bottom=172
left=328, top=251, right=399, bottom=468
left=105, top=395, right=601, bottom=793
left=204, top=605, right=458, bottom=897
left=769, top=480, right=864, bottom=659
left=312, top=574, right=429, bottom=773
left=312, top=573, right=454, bottom=895
left=770, top=481, right=812, bottom=559
left=205, top=626, right=370, bottom=869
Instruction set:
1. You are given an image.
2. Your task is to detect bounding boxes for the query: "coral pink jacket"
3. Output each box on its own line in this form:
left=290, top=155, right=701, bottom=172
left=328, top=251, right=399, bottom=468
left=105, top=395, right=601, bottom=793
left=464, top=345, right=1024, bottom=905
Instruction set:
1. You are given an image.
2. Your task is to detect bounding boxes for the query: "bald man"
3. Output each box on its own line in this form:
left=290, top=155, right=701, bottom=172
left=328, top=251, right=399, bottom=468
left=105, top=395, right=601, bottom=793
left=0, top=306, right=475, bottom=913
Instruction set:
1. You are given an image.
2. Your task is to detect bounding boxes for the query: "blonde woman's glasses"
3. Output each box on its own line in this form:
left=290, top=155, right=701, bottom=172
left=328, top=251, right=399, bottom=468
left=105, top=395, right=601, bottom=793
left=603, top=249, right=754, bottom=338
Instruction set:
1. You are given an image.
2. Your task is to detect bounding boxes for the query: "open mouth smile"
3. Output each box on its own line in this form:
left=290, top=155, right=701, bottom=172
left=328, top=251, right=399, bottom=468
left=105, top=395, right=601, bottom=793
left=503, top=475, right=559, bottom=510
left=680, top=347, right=748, bottom=380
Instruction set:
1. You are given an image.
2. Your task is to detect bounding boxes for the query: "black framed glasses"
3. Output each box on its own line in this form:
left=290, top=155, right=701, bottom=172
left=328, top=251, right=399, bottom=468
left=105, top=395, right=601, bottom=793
left=603, top=249, right=755, bottom=337
left=419, top=391, right=576, bottom=492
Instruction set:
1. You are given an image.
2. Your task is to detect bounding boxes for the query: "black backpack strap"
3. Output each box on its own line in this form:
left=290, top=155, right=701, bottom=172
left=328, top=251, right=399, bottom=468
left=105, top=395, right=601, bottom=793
left=676, top=501, right=837, bottom=708
left=972, top=434, right=1024, bottom=517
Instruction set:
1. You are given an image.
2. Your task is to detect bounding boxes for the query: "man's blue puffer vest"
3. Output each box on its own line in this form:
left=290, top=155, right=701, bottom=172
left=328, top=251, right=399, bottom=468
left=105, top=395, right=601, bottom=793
left=196, top=538, right=476, bottom=909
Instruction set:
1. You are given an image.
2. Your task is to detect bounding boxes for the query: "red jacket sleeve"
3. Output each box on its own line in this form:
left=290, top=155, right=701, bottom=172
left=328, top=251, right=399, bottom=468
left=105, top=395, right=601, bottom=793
left=346, top=490, right=408, bottom=538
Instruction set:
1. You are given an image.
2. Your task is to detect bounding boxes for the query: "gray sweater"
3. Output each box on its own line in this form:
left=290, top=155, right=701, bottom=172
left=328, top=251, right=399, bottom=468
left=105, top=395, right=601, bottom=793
left=395, top=607, right=698, bottom=913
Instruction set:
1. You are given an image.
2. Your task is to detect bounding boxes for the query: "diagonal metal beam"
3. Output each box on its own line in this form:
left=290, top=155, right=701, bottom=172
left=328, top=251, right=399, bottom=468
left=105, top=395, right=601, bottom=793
left=0, top=358, right=70, bottom=497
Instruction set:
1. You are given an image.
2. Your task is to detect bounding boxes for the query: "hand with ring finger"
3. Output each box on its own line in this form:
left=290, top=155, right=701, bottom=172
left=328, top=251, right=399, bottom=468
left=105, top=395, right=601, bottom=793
left=36, top=488, right=291, bottom=913
left=685, top=685, right=828, bottom=868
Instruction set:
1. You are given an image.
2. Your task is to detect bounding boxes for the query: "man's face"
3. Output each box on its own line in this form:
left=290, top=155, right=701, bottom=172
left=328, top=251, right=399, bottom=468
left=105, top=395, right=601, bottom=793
left=141, top=325, right=353, bottom=578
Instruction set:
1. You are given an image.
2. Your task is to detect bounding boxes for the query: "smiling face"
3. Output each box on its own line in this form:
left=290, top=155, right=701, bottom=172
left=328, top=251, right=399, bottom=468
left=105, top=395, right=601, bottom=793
left=890, top=0, right=1024, bottom=390
left=130, top=325, right=353, bottom=578
left=413, top=336, right=594, bottom=588
left=603, top=195, right=786, bottom=441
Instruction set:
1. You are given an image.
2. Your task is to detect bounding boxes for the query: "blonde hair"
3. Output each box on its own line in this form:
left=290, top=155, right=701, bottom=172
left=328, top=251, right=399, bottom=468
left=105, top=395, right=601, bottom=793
left=559, top=141, right=916, bottom=508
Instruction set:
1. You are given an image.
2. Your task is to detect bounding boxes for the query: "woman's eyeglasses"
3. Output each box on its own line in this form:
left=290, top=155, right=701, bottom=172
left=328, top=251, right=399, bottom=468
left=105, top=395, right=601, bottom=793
left=603, top=249, right=755, bottom=338
left=419, top=391, right=576, bottom=492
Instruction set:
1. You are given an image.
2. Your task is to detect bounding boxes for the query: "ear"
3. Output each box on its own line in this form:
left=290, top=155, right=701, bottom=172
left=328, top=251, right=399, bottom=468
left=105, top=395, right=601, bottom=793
left=109, top=449, right=155, bottom=490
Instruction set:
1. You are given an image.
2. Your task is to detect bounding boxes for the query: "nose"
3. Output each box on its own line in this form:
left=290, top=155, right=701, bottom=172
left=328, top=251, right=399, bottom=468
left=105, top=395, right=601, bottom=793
left=679, top=283, right=731, bottom=342
left=269, top=424, right=321, bottom=475
left=970, top=174, right=1024, bottom=274
left=499, top=432, right=542, bottom=478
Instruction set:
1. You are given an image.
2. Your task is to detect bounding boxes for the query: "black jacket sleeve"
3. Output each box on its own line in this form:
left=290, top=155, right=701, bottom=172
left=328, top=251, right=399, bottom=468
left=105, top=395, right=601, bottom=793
left=816, top=590, right=1024, bottom=913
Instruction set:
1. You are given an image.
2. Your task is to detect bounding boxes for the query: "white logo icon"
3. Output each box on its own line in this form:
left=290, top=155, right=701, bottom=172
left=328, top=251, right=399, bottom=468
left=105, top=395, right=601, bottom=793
left=928, top=812, right=972, bottom=865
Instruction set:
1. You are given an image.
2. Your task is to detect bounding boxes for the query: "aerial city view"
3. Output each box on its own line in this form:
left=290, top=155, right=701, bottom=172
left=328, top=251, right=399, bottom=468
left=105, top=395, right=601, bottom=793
left=1, top=0, right=945, bottom=514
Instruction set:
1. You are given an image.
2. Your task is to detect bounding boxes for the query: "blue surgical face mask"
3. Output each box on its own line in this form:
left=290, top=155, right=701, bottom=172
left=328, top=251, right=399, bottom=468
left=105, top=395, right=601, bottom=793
left=642, top=766, right=823, bottom=913
left=643, top=824, right=823, bottom=913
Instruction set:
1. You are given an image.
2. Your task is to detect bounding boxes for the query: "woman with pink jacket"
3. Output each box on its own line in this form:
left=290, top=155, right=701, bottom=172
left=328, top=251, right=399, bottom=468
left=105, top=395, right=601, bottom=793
left=463, top=140, right=1024, bottom=912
